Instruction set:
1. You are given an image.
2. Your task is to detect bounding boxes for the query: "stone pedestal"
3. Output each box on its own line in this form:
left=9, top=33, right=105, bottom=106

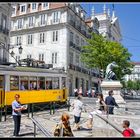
left=101, top=81, right=126, bottom=106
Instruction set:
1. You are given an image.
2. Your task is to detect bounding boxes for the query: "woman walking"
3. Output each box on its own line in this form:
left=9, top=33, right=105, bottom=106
left=87, top=94, right=107, bottom=129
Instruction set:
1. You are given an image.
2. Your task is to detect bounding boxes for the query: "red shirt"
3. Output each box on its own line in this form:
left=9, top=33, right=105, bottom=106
left=122, top=128, right=135, bottom=137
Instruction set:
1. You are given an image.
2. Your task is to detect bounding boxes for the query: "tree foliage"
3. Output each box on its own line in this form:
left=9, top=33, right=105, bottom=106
left=80, top=32, right=134, bottom=81
left=125, top=80, right=140, bottom=90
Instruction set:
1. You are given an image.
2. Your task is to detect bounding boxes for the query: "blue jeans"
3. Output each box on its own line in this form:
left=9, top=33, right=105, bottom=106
left=13, top=115, right=21, bottom=136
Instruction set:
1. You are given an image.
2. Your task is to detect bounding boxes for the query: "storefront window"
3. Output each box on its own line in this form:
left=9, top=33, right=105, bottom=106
left=29, top=77, right=37, bottom=90
left=38, top=77, right=45, bottom=89
left=10, top=76, right=19, bottom=90
left=20, top=76, right=29, bottom=90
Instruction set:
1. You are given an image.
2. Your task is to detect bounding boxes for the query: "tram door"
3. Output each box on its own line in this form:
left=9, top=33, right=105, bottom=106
left=0, top=75, right=4, bottom=106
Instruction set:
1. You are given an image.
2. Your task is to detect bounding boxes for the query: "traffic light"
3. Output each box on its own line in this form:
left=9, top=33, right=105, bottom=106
left=99, top=69, right=104, bottom=79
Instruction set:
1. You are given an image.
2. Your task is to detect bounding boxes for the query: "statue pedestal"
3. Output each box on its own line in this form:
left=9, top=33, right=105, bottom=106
left=101, top=81, right=126, bottom=106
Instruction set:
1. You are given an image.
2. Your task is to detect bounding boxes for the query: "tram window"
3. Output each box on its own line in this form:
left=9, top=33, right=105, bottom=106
left=52, top=77, right=59, bottom=89
left=0, top=76, right=4, bottom=89
left=46, top=77, right=52, bottom=89
left=20, top=76, right=29, bottom=90
left=10, top=76, right=19, bottom=90
left=30, top=77, right=37, bottom=90
left=38, top=77, right=45, bottom=89
left=62, top=77, right=66, bottom=88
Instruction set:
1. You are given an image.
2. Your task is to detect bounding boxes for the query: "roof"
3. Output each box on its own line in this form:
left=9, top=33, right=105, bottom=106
left=132, top=62, right=140, bottom=65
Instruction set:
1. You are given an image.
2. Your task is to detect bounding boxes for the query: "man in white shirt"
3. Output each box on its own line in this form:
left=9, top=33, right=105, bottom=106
left=71, top=95, right=85, bottom=130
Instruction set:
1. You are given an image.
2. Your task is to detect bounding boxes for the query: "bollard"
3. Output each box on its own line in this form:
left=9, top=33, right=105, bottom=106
left=67, top=100, right=70, bottom=111
left=34, top=122, right=36, bottom=137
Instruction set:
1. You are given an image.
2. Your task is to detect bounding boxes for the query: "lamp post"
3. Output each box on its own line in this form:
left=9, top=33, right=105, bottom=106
left=0, top=42, right=23, bottom=65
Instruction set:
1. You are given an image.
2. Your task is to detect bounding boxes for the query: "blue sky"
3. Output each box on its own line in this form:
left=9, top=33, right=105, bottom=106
left=81, top=3, right=140, bottom=62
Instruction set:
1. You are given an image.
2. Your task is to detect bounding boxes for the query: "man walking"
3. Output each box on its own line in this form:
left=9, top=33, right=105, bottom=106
left=105, top=90, right=119, bottom=114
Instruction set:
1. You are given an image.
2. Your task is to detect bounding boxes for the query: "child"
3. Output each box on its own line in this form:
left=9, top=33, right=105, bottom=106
left=122, top=120, right=135, bottom=137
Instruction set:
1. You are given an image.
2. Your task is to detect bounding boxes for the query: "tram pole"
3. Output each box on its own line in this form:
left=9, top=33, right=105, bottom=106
left=4, top=105, right=7, bottom=121
left=31, top=104, right=34, bottom=117
left=28, top=104, right=30, bottom=117
left=50, top=102, right=52, bottom=115
left=53, top=102, right=55, bottom=114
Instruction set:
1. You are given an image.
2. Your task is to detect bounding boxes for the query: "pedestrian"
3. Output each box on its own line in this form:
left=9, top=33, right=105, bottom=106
left=122, top=120, right=135, bottom=137
left=105, top=90, right=119, bottom=114
left=71, top=95, right=86, bottom=130
left=12, top=94, right=27, bottom=136
left=74, top=88, right=78, bottom=97
left=78, top=87, right=82, bottom=96
left=87, top=94, right=107, bottom=129
left=88, top=88, right=92, bottom=97
left=54, top=112, right=74, bottom=137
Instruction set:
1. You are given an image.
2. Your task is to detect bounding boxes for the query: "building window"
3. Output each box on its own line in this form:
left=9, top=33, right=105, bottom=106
left=32, top=3, right=36, bottom=10
left=75, top=55, right=79, bottom=65
left=81, top=39, right=84, bottom=47
left=27, top=34, right=33, bottom=44
left=52, top=31, right=58, bottom=42
left=52, top=53, right=57, bottom=64
left=69, top=52, right=73, bottom=64
left=27, top=54, right=32, bottom=59
left=70, top=31, right=74, bottom=42
left=29, top=16, right=34, bottom=27
left=53, top=11, right=60, bottom=23
left=43, top=3, right=48, bottom=8
left=17, top=18, right=23, bottom=29
left=39, top=54, right=44, bottom=61
left=76, top=35, right=79, bottom=45
left=21, top=5, right=26, bottom=12
left=16, top=36, right=21, bottom=46
left=40, top=14, right=46, bottom=25
left=12, top=7, right=16, bottom=16
left=39, top=33, right=45, bottom=43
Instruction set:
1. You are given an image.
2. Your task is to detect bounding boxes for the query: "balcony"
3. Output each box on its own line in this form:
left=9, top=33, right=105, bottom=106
left=81, top=30, right=86, bottom=36
left=75, top=24, right=81, bottom=32
left=50, top=19, right=60, bottom=25
left=86, top=34, right=91, bottom=39
left=68, top=20, right=75, bottom=27
left=0, top=25, right=9, bottom=35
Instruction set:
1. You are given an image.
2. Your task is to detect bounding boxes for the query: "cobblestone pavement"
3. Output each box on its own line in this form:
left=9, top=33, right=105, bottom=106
left=0, top=97, right=140, bottom=138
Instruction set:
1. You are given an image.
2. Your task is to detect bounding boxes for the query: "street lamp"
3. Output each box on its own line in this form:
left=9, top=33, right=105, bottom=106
left=0, top=42, right=23, bottom=65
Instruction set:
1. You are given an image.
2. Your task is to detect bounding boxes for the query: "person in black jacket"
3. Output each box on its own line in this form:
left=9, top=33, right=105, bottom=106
left=105, top=90, right=119, bottom=114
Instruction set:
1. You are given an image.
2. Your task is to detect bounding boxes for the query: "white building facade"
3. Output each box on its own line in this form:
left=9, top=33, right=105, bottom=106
left=124, top=62, right=140, bottom=81
left=0, top=3, right=12, bottom=64
left=92, top=5, right=122, bottom=43
left=10, top=3, right=100, bottom=95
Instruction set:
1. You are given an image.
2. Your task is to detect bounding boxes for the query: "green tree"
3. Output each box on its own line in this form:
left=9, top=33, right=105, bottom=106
left=80, top=32, right=133, bottom=81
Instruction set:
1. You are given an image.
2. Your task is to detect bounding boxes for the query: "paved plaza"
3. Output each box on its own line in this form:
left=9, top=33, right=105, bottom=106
left=0, top=97, right=140, bottom=138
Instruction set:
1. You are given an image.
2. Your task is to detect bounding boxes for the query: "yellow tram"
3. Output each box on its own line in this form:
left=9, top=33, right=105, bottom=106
left=0, top=65, right=68, bottom=107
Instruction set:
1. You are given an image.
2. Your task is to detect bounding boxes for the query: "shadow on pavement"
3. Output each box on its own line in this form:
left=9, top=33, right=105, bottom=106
left=19, top=132, right=34, bottom=136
